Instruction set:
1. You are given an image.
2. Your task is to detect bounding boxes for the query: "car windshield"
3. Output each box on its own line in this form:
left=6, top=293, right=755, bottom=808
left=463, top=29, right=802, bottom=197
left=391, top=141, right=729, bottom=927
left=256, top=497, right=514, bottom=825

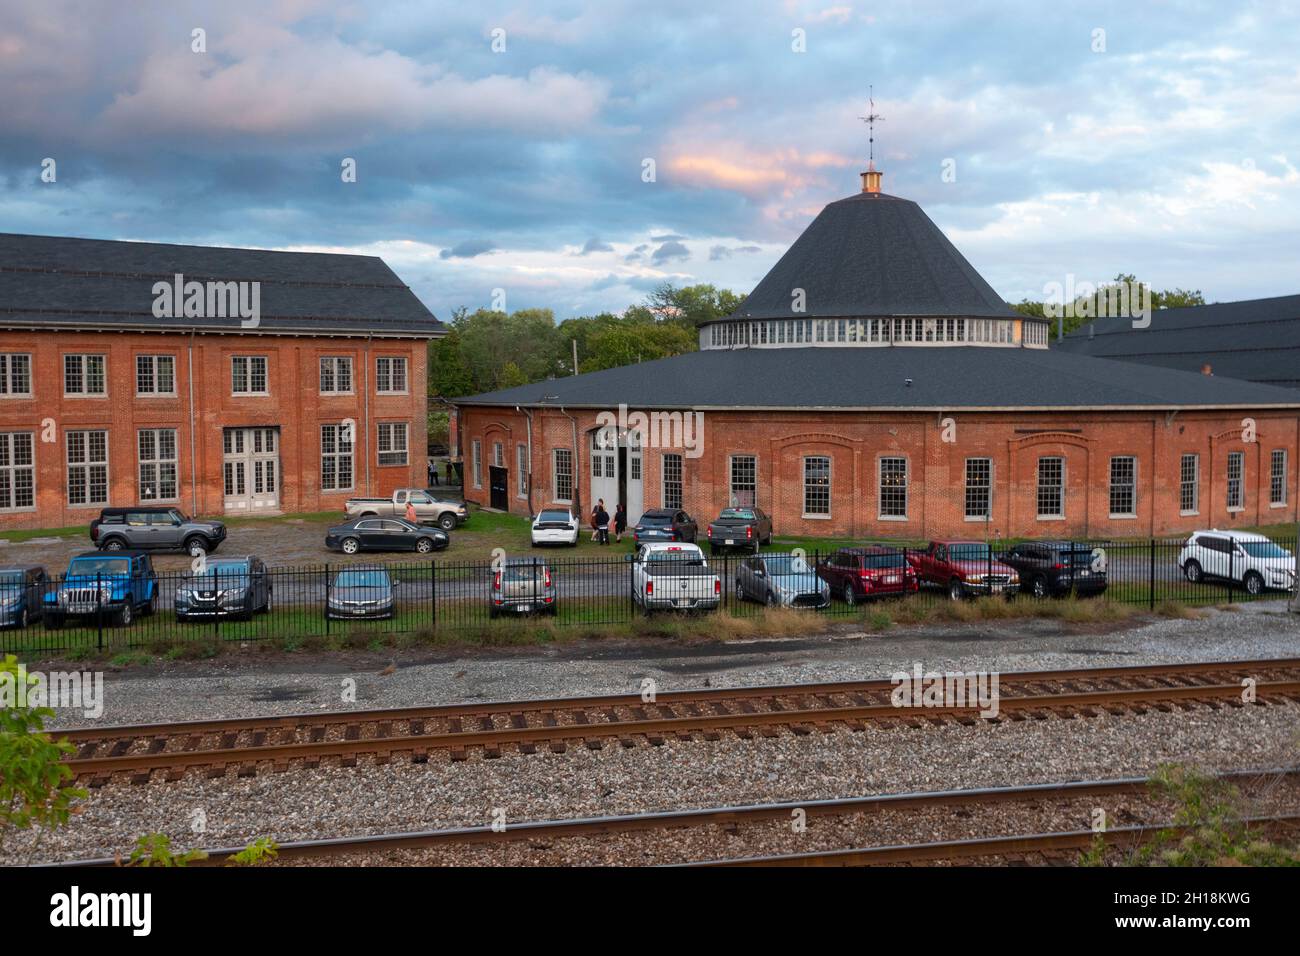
left=861, top=552, right=906, bottom=569
left=0, top=571, right=25, bottom=585
left=719, top=509, right=755, bottom=520
left=765, top=555, right=811, bottom=575
left=69, top=557, right=130, bottom=575
left=538, top=510, right=571, bottom=522
left=1242, top=541, right=1291, bottom=559
left=335, top=570, right=390, bottom=588
left=195, top=563, right=249, bottom=581
left=948, top=544, right=992, bottom=562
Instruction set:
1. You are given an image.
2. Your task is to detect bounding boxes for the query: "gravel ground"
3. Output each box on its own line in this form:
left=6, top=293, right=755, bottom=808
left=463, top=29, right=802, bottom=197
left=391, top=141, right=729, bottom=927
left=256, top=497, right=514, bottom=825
left=34, top=602, right=1300, bottom=731
left=8, top=697, right=1298, bottom=865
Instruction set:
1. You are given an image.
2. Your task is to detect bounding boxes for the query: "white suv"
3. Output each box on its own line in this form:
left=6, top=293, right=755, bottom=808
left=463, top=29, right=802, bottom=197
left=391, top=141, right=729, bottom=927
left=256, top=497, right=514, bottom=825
left=1178, top=530, right=1295, bottom=595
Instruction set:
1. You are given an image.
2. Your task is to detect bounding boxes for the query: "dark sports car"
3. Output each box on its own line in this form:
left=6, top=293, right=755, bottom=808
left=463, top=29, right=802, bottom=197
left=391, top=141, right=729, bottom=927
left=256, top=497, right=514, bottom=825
left=325, top=517, right=449, bottom=555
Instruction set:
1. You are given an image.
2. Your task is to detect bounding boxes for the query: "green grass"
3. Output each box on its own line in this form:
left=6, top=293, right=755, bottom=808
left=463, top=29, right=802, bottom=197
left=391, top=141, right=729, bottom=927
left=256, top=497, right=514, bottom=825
left=0, top=524, right=87, bottom=543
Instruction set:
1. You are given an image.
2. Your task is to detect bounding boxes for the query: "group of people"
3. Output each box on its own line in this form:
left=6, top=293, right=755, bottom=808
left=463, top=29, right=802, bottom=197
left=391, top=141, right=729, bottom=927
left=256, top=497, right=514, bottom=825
left=588, top=499, right=626, bottom=545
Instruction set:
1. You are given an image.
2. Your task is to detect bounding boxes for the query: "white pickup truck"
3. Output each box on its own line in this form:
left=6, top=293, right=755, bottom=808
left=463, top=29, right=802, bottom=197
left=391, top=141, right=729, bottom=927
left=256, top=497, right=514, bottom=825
left=629, top=542, right=721, bottom=612
left=343, top=488, right=468, bottom=531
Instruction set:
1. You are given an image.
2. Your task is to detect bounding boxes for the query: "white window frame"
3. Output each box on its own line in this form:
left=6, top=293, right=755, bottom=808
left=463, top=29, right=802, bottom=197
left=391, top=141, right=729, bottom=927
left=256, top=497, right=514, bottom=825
left=471, top=439, right=482, bottom=489
left=1036, top=456, right=1065, bottom=520
left=320, top=423, right=355, bottom=493
left=1179, top=453, right=1200, bottom=515
left=0, top=354, right=33, bottom=397
left=802, top=456, right=831, bottom=518
left=1270, top=449, right=1288, bottom=508
left=376, top=356, right=409, bottom=394
left=964, top=458, right=992, bottom=521
left=319, top=356, right=354, bottom=395
left=662, top=453, right=684, bottom=510
left=879, top=456, right=908, bottom=520
left=729, top=454, right=757, bottom=508
left=516, top=443, right=528, bottom=498
left=138, top=428, right=179, bottom=502
left=232, top=355, right=269, bottom=396
left=67, top=429, right=109, bottom=507
left=0, top=432, right=35, bottom=512
left=377, top=422, right=409, bottom=467
left=64, top=354, right=106, bottom=397
left=553, top=448, right=573, bottom=504
left=136, top=354, right=176, bottom=397
left=1109, top=456, right=1137, bottom=519
left=1226, top=451, right=1244, bottom=512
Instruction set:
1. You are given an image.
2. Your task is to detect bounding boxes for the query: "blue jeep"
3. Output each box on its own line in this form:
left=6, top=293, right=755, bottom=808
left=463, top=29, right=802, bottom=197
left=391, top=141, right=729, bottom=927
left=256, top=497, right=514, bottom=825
left=44, top=551, right=157, bottom=629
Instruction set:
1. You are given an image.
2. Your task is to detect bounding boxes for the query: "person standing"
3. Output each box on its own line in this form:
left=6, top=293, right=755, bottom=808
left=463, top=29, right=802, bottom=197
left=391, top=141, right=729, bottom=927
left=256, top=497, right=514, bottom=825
left=595, top=501, right=611, bottom=545
left=614, top=503, right=627, bottom=543
left=428, top=460, right=439, bottom=486
left=590, top=500, right=602, bottom=541
left=405, top=499, right=419, bottom=525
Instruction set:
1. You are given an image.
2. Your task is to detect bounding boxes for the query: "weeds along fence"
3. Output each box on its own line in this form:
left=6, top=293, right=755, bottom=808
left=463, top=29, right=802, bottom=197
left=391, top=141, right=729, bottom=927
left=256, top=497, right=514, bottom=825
left=3, top=534, right=1296, bottom=654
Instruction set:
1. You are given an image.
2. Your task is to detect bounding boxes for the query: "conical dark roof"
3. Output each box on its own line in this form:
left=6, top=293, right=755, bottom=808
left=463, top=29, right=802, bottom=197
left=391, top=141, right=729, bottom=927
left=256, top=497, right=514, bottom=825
left=729, top=192, right=1019, bottom=321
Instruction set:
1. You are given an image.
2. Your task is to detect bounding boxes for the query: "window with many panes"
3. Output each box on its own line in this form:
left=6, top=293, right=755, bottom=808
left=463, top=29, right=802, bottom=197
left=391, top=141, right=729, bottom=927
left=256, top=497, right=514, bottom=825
left=136, top=355, right=175, bottom=395
left=1180, top=454, right=1199, bottom=514
left=1037, top=457, right=1064, bottom=518
left=553, top=448, right=573, bottom=502
left=67, top=430, right=108, bottom=506
left=232, top=356, right=268, bottom=395
left=803, top=456, right=830, bottom=516
left=965, top=458, right=991, bottom=519
left=517, top=444, right=528, bottom=497
left=662, top=454, right=683, bottom=509
left=729, top=455, right=757, bottom=508
left=64, top=354, right=106, bottom=395
left=471, top=439, right=482, bottom=488
left=138, top=428, right=178, bottom=501
left=376, top=357, right=408, bottom=393
left=320, top=423, right=355, bottom=492
left=1109, top=456, right=1136, bottom=517
left=0, top=355, right=32, bottom=396
left=377, top=423, right=408, bottom=466
left=0, top=433, right=35, bottom=511
left=1226, top=451, right=1244, bottom=510
left=879, top=457, right=908, bottom=518
left=590, top=432, right=614, bottom=479
left=493, top=442, right=503, bottom=468
left=1271, top=450, right=1287, bottom=507
left=319, top=356, right=353, bottom=394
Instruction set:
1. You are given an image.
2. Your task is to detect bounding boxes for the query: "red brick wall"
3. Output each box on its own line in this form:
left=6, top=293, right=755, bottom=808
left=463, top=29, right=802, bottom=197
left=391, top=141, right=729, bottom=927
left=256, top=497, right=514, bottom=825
left=458, top=405, right=1300, bottom=539
left=0, top=331, right=429, bottom=529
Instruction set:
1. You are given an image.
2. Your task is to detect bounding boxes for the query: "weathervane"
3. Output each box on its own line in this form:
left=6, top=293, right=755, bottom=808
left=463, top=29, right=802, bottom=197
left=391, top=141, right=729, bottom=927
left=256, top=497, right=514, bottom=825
left=859, top=86, right=884, bottom=167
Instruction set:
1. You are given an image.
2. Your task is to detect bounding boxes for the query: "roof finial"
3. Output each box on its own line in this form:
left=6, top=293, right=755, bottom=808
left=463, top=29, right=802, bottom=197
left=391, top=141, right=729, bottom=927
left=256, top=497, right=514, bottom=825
left=859, top=86, right=884, bottom=194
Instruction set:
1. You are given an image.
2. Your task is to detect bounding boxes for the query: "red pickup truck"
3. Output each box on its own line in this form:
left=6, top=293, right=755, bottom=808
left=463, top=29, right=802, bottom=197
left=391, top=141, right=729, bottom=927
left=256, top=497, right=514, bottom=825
left=908, top=540, right=1020, bottom=600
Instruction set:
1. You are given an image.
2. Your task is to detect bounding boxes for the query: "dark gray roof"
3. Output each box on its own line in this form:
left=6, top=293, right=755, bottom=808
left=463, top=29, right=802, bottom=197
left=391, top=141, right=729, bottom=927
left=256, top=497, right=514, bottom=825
left=1054, top=294, right=1300, bottom=388
left=455, top=345, right=1300, bottom=410
left=0, top=232, right=444, bottom=337
left=721, top=192, right=1021, bottom=323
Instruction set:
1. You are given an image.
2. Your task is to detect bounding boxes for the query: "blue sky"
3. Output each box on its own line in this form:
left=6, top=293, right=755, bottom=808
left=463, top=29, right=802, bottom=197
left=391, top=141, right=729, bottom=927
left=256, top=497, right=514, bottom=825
left=2, top=0, right=1298, bottom=319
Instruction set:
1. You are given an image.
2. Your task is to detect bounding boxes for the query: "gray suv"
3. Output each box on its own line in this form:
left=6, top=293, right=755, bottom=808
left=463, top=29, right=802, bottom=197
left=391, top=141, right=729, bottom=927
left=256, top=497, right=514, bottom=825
left=91, top=507, right=227, bottom=556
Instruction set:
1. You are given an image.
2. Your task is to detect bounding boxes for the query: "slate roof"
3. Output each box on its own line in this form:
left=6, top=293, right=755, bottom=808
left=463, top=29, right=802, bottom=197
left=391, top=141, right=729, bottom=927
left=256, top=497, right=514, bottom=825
left=719, top=192, right=1021, bottom=323
left=0, top=232, right=443, bottom=337
left=1054, top=294, right=1300, bottom=389
left=454, top=345, right=1300, bottom=410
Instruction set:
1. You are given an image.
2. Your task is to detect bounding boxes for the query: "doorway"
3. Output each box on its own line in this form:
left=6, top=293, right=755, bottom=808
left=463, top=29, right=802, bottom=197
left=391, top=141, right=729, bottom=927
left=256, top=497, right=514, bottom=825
left=223, top=427, right=280, bottom=513
left=489, top=465, right=508, bottom=510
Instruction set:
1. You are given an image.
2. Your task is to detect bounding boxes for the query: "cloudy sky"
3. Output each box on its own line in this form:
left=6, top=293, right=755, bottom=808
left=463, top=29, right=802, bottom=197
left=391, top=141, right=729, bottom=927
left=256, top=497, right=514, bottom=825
left=2, top=0, right=1298, bottom=319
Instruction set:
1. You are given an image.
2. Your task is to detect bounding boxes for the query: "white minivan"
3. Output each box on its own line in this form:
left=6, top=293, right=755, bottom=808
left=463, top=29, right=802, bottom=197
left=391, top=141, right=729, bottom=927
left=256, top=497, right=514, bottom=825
left=1178, top=530, right=1295, bottom=595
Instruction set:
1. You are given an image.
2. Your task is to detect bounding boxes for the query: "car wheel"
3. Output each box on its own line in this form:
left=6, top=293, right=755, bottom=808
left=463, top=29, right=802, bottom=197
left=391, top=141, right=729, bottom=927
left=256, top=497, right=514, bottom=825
left=734, top=579, right=745, bottom=602
left=948, top=579, right=965, bottom=601
left=185, top=536, right=208, bottom=557
left=1184, top=560, right=1203, bottom=583
left=415, top=537, right=434, bottom=554
left=144, top=592, right=156, bottom=616
left=843, top=586, right=857, bottom=607
left=102, top=537, right=126, bottom=552
left=1029, top=575, right=1048, bottom=599
left=438, top=513, right=457, bottom=532
left=341, top=537, right=361, bottom=555
left=1244, top=571, right=1265, bottom=596
left=118, top=603, right=133, bottom=627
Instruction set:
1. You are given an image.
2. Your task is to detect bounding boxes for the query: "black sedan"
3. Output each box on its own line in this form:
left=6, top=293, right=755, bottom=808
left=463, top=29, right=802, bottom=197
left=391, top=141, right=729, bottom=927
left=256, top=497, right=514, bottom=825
left=325, top=517, right=449, bottom=555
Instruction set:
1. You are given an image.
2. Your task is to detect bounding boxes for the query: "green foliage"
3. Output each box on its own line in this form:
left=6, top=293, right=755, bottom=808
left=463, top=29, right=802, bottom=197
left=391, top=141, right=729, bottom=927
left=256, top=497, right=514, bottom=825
left=0, top=654, right=86, bottom=854
left=227, top=836, right=279, bottom=867
left=1010, top=274, right=1207, bottom=340
left=125, top=832, right=208, bottom=867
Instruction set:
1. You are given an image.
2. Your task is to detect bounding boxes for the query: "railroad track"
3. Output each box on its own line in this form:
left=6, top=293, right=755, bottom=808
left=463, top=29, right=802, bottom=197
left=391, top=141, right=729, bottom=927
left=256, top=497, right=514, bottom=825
left=56, top=657, right=1300, bottom=786
left=48, top=768, right=1300, bottom=867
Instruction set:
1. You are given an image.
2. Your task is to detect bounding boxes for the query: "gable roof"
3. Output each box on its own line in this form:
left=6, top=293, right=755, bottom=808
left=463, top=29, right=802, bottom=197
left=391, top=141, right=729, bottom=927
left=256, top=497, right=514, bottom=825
left=1054, top=294, right=1300, bottom=388
left=720, top=192, right=1021, bottom=323
left=454, top=344, right=1300, bottom=411
left=0, top=232, right=444, bottom=338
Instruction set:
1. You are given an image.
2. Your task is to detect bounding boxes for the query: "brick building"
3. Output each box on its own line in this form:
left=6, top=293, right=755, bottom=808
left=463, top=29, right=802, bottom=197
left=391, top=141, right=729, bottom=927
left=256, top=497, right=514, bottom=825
left=0, top=233, right=443, bottom=530
left=454, top=170, right=1300, bottom=539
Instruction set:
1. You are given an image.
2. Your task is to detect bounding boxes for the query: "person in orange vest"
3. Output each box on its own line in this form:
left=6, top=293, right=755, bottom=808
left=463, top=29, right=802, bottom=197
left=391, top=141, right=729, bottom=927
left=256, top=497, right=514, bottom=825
left=405, top=499, right=419, bottom=525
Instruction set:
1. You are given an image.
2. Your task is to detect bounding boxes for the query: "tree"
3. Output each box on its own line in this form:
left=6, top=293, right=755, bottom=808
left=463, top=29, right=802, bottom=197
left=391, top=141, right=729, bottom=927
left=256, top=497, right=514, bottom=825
left=646, top=283, right=745, bottom=327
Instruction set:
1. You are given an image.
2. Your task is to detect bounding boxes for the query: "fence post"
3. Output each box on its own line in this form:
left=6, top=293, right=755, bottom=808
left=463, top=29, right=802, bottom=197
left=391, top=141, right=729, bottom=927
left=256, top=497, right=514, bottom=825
left=96, top=571, right=104, bottom=652
left=1148, top=539, right=1155, bottom=611
left=430, top=560, right=437, bottom=631
left=1227, top=537, right=1235, bottom=604
left=324, top=563, right=330, bottom=637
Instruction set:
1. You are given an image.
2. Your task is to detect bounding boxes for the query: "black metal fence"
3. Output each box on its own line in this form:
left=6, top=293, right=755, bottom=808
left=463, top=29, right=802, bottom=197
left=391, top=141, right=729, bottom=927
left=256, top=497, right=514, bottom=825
left=3, top=534, right=1295, bottom=654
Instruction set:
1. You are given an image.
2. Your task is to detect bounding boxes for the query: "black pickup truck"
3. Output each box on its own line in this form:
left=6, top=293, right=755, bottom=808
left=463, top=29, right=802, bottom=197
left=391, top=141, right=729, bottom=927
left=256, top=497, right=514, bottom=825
left=705, top=507, right=773, bottom=554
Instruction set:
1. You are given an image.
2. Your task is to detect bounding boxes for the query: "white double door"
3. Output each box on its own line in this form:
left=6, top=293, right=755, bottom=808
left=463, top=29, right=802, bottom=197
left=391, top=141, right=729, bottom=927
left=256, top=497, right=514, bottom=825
left=589, top=429, right=644, bottom=526
left=223, top=427, right=280, bottom=512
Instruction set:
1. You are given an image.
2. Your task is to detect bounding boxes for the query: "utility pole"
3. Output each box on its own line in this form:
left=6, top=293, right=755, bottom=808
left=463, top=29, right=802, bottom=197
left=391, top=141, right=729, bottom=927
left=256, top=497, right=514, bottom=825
left=572, top=339, right=579, bottom=376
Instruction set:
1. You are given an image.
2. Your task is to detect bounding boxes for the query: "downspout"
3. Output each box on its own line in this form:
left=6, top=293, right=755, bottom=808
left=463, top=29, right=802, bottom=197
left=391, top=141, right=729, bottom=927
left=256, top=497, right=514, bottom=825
left=560, top=405, right=582, bottom=516
left=363, top=334, right=372, bottom=495
left=517, top=405, right=535, bottom=515
left=187, top=333, right=199, bottom=515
